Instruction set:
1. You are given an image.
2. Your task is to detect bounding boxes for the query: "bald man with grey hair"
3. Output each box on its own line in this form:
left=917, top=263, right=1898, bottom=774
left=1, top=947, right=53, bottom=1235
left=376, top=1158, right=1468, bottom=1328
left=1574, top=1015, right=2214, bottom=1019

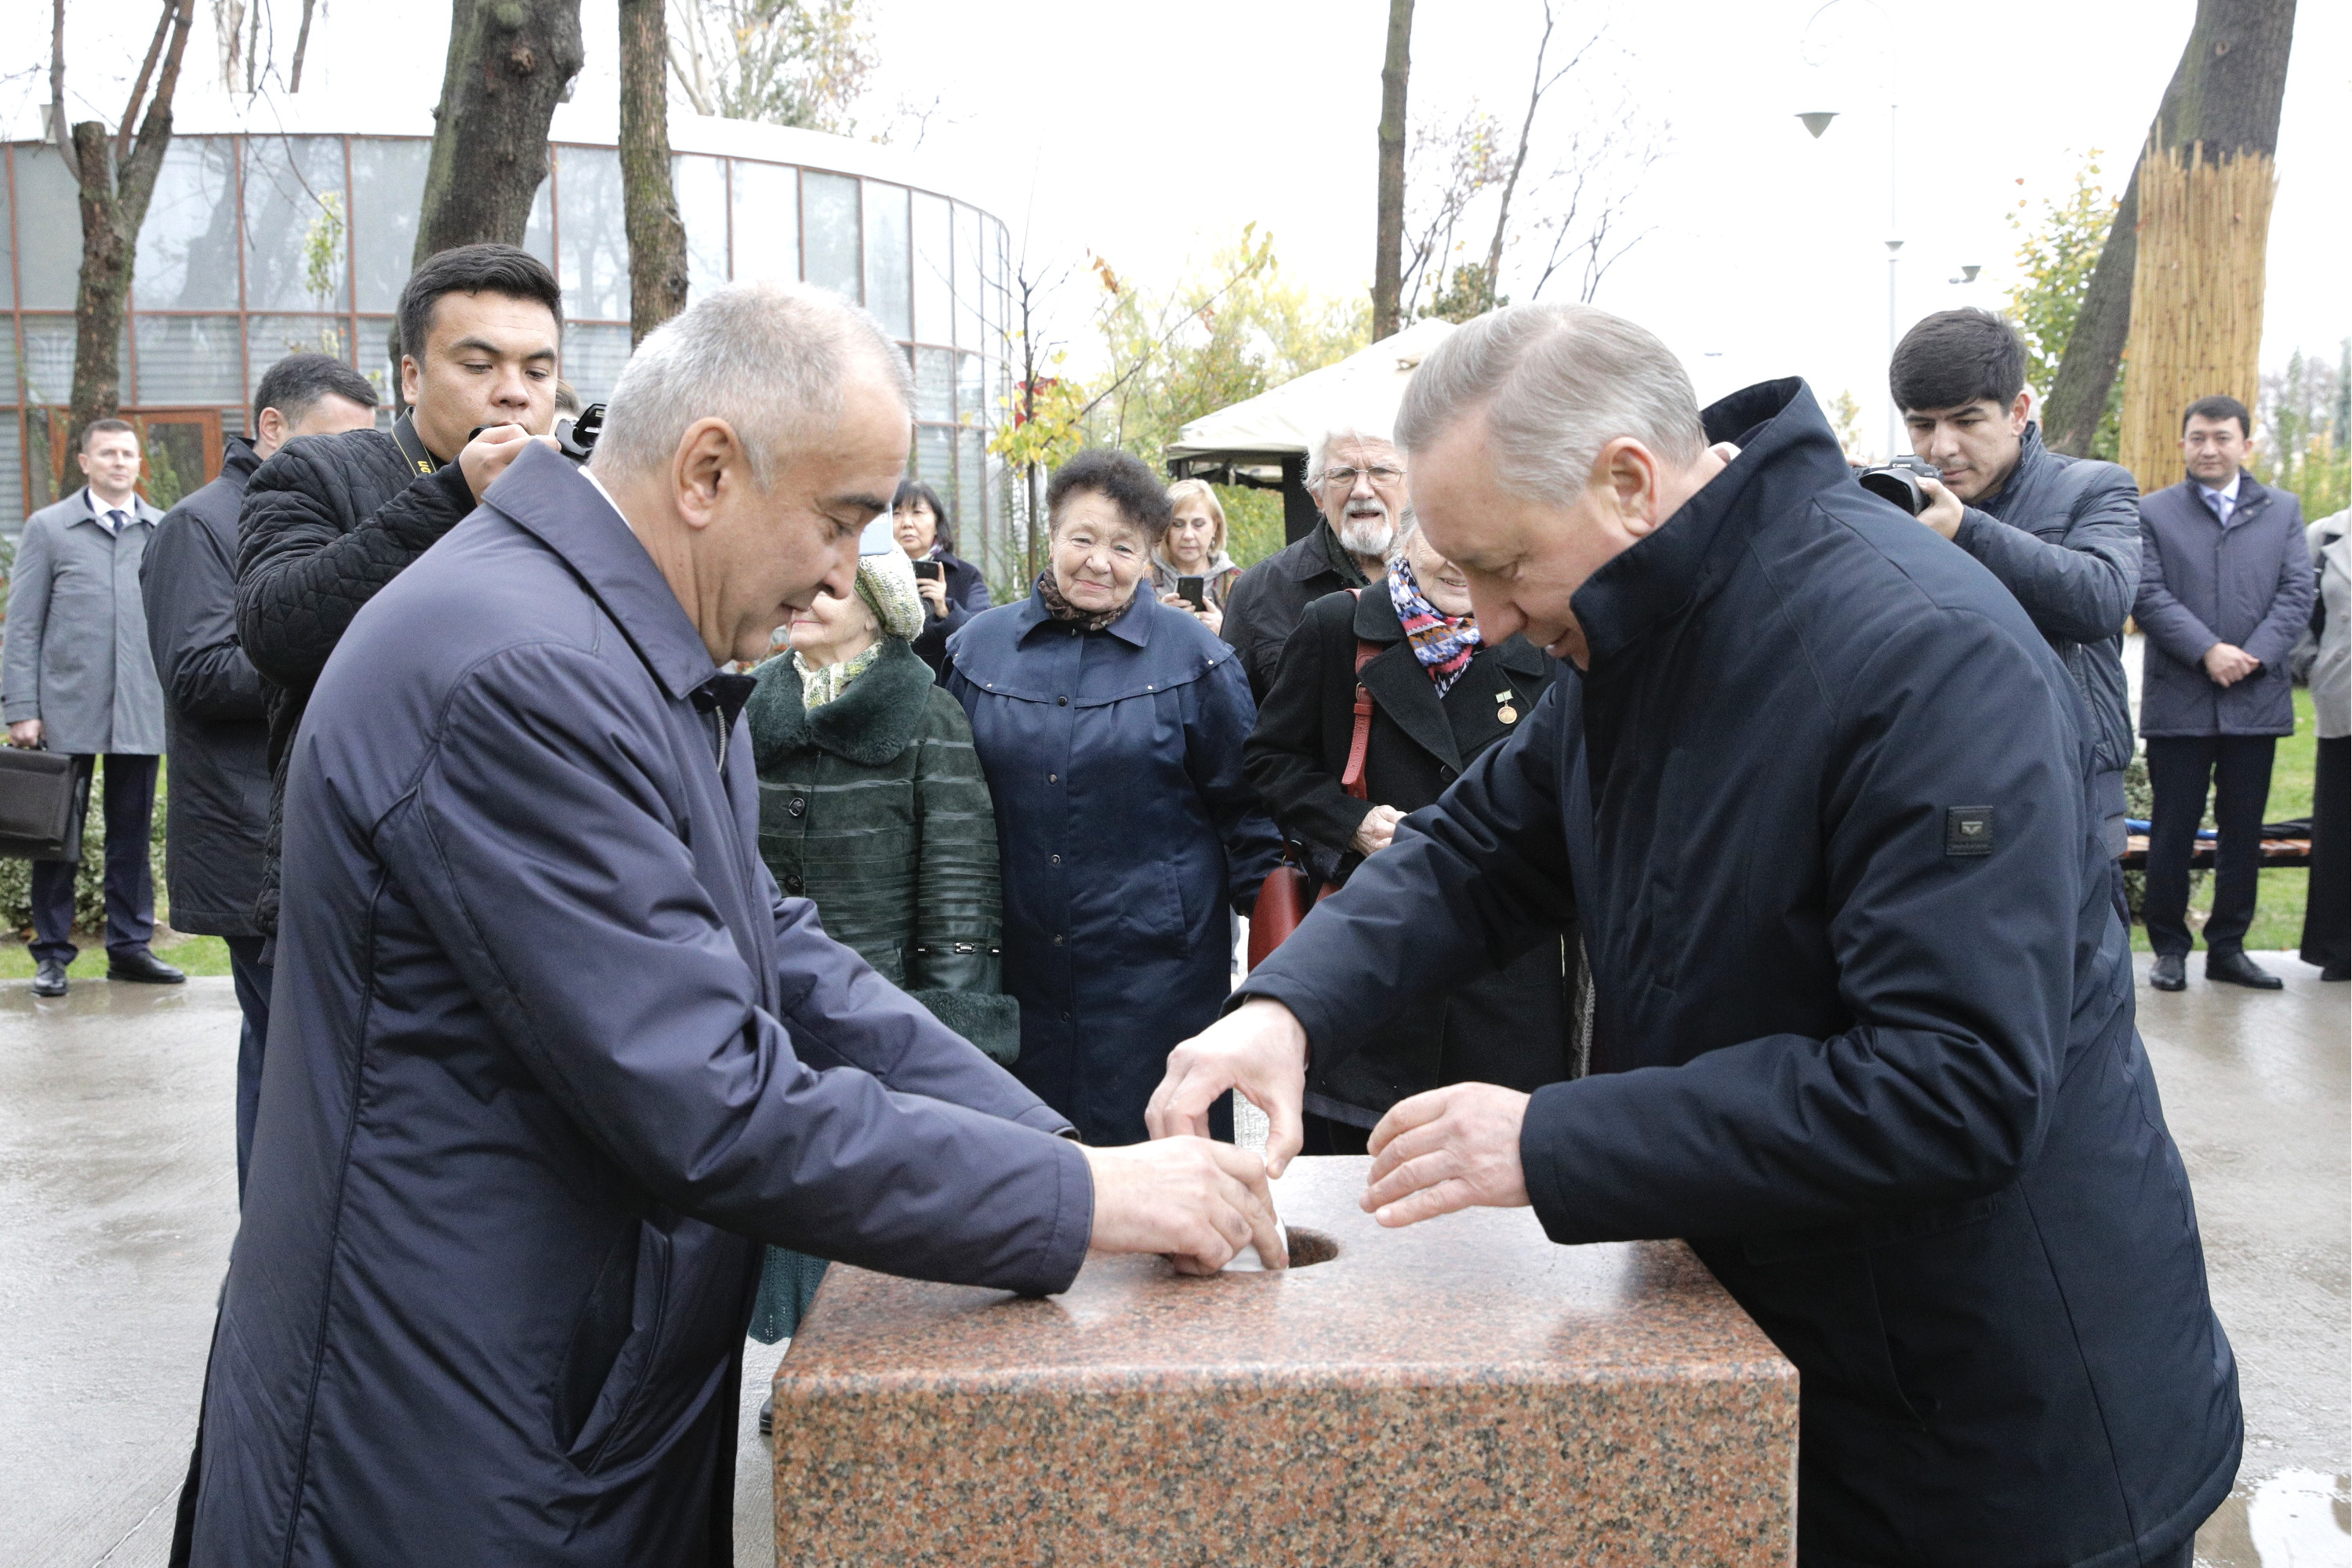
left=178, top=281, right=1280, bottom=1568
left=1156, top=303, right=2238, bottom=1563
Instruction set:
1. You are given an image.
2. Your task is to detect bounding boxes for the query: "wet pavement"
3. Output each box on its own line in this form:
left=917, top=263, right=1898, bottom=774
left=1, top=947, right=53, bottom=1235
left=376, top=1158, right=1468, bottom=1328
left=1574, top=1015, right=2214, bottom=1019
left=4, top=963, right=2343, bottom=1566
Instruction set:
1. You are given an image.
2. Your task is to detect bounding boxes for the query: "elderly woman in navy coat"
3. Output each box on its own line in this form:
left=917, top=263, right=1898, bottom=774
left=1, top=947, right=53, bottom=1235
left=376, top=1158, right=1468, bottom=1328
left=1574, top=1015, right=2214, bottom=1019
left=947, top=449, right=1281, bottom=1145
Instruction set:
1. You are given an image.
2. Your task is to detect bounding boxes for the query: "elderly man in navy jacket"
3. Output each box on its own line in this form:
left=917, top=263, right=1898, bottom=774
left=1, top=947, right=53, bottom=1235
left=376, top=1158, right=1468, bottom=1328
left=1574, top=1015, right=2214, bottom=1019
left=176, top=282, right=1280, bottom=1568
left=1152, top=304, right=2239, bottom=1566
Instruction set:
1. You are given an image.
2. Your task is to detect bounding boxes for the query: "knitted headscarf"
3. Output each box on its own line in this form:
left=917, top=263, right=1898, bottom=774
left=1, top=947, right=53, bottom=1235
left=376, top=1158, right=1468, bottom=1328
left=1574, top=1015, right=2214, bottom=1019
left=797, top=546, right=925, bottom=708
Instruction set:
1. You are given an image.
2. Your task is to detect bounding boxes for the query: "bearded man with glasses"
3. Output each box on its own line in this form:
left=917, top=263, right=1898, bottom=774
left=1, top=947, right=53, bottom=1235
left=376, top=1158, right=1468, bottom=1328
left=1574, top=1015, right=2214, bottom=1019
left=1221, top=429, right=1409, bottom=702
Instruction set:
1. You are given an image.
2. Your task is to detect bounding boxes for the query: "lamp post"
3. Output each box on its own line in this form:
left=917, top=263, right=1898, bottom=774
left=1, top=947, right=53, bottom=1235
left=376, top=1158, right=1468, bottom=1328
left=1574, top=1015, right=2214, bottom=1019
left=1797, top=0, right=1900, bottom=460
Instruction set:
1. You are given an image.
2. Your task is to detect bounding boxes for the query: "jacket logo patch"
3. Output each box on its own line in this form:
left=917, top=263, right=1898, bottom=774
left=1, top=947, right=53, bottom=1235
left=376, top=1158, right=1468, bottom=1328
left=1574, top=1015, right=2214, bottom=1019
left=1946, top=806, right=1994, bottom=857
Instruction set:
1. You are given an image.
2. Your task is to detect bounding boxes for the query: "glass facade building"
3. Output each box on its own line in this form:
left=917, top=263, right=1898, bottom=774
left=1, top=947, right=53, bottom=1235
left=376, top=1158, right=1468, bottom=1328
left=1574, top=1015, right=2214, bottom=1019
left=1, top=125, right=1014, bottom=579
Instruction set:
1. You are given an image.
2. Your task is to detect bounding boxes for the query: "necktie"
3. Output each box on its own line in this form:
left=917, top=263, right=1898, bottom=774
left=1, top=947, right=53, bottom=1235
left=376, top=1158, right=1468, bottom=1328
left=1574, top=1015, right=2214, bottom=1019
left=2205, top=489, right=2232, bottom=528
left=104, top=509, right=125, bottom=535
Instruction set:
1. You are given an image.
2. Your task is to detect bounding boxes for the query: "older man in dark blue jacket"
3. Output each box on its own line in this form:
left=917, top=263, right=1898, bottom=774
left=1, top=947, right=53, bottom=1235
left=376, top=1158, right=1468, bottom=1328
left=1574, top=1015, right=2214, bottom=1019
left=176, top=283, right=1280, bottom=1568
left=1153, top=306, right=2239, bottom=1566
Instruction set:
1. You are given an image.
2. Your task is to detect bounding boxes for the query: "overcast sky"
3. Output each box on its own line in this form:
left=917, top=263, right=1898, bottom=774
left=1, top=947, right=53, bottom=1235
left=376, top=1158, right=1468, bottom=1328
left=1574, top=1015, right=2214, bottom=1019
left=19, top=0, right=2348, bottom=459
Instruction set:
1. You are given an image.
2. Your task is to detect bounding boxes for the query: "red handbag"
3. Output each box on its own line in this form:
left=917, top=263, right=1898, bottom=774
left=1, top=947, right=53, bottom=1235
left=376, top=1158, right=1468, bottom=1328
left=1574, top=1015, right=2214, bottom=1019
left=1248, top=612, right=1381, bottom=971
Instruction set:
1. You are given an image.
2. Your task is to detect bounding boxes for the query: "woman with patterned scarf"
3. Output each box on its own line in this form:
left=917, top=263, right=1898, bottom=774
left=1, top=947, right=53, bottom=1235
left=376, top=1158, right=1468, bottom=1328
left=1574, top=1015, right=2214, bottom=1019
left=944, top=449, right=1283, bottom=1147
left=1243, top=514, right=1583, bottom=1155
left=741, top=533, right=1018, bottom=1364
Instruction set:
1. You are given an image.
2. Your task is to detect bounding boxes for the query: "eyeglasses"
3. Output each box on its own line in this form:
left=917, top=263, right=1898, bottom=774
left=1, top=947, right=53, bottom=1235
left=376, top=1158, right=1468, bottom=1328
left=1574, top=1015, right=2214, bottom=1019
left=1322, top=465, right=1406, bottom=489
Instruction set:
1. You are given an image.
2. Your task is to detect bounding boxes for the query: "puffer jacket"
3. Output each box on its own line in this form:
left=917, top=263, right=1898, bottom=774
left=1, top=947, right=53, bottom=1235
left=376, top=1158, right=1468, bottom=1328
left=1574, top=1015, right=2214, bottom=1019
left=1949, top=423, right=2140, bottom=844
left=745, top=637, right=1018, bottom=1062
left=234, top=426, right=477, bottom=931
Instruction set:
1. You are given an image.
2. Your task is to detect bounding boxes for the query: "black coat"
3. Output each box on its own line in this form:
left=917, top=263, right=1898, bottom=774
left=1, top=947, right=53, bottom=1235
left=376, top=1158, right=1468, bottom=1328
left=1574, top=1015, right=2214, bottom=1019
left=183, top=447, right=1088, bottom=1567
left=908, top=550, right=992, bottom=676
left=1239, top=380, right=2239, bottom=1566
left=1219, top=520, right=1370, bottom=702
left=1245, top=584, right=1574, bottom=1122
left=234, top=427, right=477, bottom=931
left=1949, top=424, right=2140, bottom=837
left=139, top=437, right=270, bottom=936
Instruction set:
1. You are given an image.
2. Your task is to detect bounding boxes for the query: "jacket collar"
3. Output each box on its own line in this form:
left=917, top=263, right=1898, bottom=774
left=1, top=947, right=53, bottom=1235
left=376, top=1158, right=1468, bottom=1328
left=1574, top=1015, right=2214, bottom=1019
left=1013, top=578, right=1156, bottom=648
left=489, top=444, right=723, bottom=702
left=746, top=637, right=935, bottom=768
left=70, top=486, right=162, bottom=528
left=1572, top=378, right=1849, bottom=669
left=1975, top=422, right=2049, bottom=521
left=1271, top=520, right=1370, bottom=588
left=221, top=436, right=262, bottom=484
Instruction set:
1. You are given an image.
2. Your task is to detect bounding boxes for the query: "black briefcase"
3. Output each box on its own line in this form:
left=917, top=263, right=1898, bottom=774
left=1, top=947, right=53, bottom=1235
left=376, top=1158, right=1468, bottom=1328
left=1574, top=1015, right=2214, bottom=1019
left=0, top=747, right=85, bottom=860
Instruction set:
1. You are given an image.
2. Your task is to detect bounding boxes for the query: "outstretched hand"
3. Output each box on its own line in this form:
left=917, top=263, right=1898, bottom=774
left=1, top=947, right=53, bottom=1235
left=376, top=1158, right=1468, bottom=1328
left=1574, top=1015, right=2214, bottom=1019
left=1083, top=1136, right=1286, bottom=1275
left=1146, top=999, right=1308, bottom=1176
left=1361, top=1083, right=1532, bottom=1228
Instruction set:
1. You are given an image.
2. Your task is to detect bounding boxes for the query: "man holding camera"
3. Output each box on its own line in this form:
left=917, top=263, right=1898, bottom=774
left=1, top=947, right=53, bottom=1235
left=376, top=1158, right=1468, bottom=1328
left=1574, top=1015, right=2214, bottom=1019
left=1889, top=309, right=2141, bottom=900
left=234, top=242, right=564, bottom=934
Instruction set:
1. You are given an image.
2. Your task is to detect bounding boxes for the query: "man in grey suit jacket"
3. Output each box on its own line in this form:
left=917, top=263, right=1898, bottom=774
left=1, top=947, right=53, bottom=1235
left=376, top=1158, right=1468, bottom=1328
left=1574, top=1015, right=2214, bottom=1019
left=2, top=419, right=183, bottom=996
left=2135, top=393, right=2314, bottom=993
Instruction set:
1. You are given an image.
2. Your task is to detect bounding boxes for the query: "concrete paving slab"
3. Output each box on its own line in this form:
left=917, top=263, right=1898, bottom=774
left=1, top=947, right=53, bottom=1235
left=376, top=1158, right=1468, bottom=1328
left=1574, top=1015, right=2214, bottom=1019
left=4, top=961, right=2343, bottom=1566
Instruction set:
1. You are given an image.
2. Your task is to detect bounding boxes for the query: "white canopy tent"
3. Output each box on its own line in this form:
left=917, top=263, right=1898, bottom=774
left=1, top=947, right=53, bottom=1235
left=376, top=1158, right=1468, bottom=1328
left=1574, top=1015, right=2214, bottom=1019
left=1163, top=319, right=1456, bottom=543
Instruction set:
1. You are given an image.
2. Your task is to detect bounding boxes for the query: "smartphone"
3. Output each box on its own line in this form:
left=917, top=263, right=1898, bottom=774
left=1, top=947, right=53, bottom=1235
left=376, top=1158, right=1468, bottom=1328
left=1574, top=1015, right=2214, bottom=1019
left=912, top=560, right=945, bottom=583
left=1178, top=575, right=1207, bottom=610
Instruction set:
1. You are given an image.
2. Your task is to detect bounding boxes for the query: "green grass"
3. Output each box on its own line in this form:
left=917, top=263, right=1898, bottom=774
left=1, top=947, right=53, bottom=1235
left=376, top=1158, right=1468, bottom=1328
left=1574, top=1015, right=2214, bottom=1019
left=2129, top=684, right=2316, bottom=953
left=0, top=931, right=234, bottom=979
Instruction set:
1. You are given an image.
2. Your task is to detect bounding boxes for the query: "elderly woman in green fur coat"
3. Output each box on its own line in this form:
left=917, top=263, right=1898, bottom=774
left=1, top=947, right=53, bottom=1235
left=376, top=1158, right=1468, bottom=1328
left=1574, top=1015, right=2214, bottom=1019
left=742, top=539, right=1018, bottom=1365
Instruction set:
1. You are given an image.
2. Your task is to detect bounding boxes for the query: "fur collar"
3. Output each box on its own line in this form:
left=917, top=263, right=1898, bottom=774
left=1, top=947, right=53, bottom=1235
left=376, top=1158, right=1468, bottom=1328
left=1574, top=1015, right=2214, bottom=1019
left=746, top=637, right=937, bottom=769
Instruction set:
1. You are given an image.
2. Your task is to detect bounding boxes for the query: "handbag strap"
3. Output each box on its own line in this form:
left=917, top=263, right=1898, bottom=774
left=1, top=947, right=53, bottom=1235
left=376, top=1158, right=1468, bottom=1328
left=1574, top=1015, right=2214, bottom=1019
left=1340, top=590, right=1378, bottom=803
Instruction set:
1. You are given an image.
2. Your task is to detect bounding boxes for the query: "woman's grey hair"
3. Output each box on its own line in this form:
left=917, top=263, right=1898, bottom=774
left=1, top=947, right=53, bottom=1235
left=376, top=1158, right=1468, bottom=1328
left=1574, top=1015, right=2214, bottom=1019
left=1387, top=506, right=1420, bottom=562
left=590, top=281, right=913, bottom=488
left=1395, top=304, right=1704, bottom=500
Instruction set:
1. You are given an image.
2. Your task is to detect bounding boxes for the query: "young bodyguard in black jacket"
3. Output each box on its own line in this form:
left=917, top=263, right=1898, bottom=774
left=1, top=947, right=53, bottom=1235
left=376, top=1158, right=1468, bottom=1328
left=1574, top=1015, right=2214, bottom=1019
left=234, top=244, right=565, bottom=933
left=141, top=353, right=379, bottom=1196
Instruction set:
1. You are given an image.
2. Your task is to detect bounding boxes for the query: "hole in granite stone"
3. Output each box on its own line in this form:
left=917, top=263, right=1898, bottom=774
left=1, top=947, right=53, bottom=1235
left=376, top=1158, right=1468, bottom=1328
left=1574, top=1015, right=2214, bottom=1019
left=1286, top=1228, right=1340, bottom=1268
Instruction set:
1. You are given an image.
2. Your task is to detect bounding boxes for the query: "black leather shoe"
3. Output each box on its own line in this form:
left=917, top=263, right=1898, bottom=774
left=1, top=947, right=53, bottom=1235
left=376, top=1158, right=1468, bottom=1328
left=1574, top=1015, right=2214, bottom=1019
left=2206, top=949, right=2283, bottom=990
left=31, top=959, right=67, bottom=997
left=758, top=1396, right=775, bottom=1438
left=2149, top=954, right=2187, bottom=991
left=2322, top=964, right=2350, bottom=982
left=107, top=948, right=186, bottom=985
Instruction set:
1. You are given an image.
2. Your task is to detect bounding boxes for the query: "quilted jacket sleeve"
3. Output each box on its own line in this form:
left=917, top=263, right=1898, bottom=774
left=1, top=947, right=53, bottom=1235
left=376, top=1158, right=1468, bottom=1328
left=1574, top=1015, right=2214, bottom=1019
left=906, top=688, right=1004, bottom=996
left=236, top=435, right=477, bottom=691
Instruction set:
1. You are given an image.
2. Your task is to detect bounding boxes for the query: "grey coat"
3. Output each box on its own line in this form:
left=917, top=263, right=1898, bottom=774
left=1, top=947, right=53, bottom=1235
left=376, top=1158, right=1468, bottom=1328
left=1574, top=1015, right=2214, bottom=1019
left=2136, top=473, right=2314, bottom=737
left=2, top=487, right=168, bottom=754
left=1950, top=425, right=2139, bottom=833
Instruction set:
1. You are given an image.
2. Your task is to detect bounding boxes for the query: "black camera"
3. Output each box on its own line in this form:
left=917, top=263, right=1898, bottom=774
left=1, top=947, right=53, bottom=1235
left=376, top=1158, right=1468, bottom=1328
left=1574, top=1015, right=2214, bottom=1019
left=556, top=403, right=605, bottom=463
left=460, top=403, right=605, bottom=465
left=1857, top=453, right=1941, bottom=517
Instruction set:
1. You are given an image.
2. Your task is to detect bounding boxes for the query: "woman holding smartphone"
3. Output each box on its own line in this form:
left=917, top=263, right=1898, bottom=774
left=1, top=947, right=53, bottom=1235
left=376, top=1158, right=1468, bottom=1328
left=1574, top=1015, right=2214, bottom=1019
left=1152, top=479, right=1243, bottom=637
left=893, top=478, right=993, bottom=675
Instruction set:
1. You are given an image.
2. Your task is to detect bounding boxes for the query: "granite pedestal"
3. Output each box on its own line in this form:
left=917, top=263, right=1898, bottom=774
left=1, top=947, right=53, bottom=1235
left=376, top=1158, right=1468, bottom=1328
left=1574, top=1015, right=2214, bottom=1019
left=771, top=1155, right=1796, bottom=1565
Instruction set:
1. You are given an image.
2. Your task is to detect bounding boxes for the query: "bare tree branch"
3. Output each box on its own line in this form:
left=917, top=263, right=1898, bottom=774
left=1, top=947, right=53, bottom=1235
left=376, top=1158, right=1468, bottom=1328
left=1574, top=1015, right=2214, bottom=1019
left=117, top=0, right=178, bottom=168
left=1479, top=2, right=1602, bottom=312
left=49, top=0, right=77, bottom=180
left=289, top=0, right=318, bottom=91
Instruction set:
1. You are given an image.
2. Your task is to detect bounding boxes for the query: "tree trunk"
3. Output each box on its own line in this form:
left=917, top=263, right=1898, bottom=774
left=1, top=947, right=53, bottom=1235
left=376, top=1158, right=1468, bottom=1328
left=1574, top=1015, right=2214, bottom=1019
left=1370, top=0, right=1414, bottom=342
left=619, top=0, right=688, bottom=347
left=65, top=0, right=194, bottom=445
left=2045, top=0, right=2296, bottom=461
left=413, top=0, right=585, bottom=266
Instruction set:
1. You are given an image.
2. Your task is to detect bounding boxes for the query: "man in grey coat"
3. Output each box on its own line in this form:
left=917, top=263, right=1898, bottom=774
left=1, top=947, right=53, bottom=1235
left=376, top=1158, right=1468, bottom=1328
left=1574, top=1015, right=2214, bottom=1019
left=1891, top=309, right=2140, bottom=892
left=174, top=281, right=1279, bottom=1568
left=140, top=354, right=379, bottom=1196
left=2, top=418, right=183, bottom=996
left=2136, top=393, right=2314, bottom=991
